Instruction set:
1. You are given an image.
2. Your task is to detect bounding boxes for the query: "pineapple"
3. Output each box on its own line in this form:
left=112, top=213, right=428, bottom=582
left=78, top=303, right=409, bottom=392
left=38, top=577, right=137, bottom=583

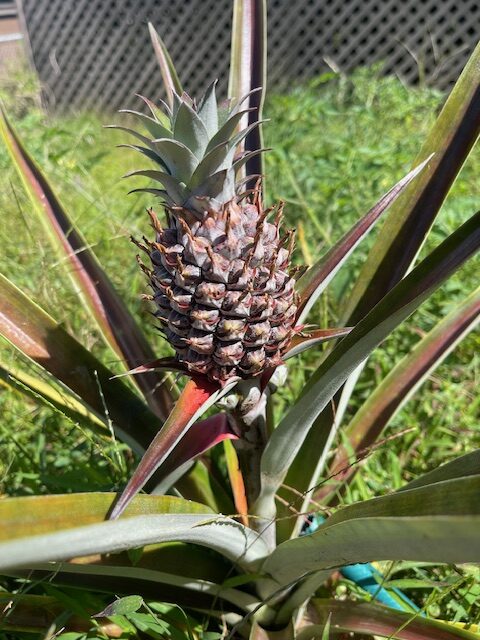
left=121, top=83, right=297, bottom=385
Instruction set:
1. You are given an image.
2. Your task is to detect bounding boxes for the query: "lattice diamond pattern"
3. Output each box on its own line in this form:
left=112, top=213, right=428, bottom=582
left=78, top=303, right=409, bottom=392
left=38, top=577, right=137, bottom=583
left=18, top=0, right=478, bottom=112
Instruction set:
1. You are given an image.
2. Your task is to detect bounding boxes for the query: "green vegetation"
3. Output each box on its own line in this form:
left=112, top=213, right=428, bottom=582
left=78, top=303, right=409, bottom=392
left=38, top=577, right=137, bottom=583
left=0, top=66, right=479, bottom=636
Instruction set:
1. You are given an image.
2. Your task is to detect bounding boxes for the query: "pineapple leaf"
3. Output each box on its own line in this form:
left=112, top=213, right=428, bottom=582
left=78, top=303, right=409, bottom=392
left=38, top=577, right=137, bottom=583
left=188, top=142, right=234, bottom=189
left=197, top=80, right=219, bottom=138
left=232, top=147, right=269, bottom=173
left=125, top=169, right=188, bottom=202
left=118, top=143, right=171, bottom=173
left=256, top=210, right=480, bottom=520
left=342, top=40, right=480, bottom=325
left=19, top=563, right=258, bottom=614
left=106, top=124, right=158, bottom=148
left=110, top=378, right=237, bottom=519
left=0, top=273, right=159, bottom=453
left=398, top=449, right=480, bottom=493
left=153, top=413, right=238, bottom=494
left=0, top=502, right=267, bottom=573
left=185, top=169, right=236, bottom=212
left=229, top=0, right=267, bottom=180
left=136, top=93, right=172, bottom=127
left=306, top=600, right=480, bottom=640
left=205, top=109, right=251, bottom=153
left=0, top=493, right=211, bottom=542
left=264, top=474, right=480, bottom=589
left=0, top=360, right=106, bottom=432
left=151, top=138, right=199, bottom=182
left=148, top=22, right=183, bottom=108
left=189, top=120, right=265, bottom=190
left=0, top=109, right=174, bottom=421
left=296, top=157, right=432, bottom=323
left=284, top=327, right=353, bottom=359
left=173, top=101, right=210, bottom=159
left=118, top=109, right=172, bottom=139
left=315, top=286, right=480, bottom=505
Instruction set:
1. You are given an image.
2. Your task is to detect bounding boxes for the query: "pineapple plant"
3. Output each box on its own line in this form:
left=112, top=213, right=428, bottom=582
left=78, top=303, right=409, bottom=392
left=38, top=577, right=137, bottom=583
left=0, top=1, right=479, bottom=638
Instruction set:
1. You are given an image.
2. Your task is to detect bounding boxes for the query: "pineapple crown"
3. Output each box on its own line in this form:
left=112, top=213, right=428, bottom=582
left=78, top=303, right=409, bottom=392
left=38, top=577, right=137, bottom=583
left=115, top=82, right=265, bottom=214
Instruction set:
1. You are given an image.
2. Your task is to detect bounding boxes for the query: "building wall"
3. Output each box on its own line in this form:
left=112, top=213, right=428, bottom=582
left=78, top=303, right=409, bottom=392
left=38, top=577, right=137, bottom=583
left=0, top=2, right=23, bottom=76
left=17, top=0, right=479, bottom=112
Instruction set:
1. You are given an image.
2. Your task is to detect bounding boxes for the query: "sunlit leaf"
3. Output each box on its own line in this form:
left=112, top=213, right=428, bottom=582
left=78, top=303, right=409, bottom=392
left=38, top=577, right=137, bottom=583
left=264, top=475, right=480, bottom=588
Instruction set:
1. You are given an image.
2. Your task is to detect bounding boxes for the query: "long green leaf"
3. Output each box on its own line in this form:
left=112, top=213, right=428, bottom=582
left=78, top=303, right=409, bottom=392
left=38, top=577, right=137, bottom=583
left=256, top=210, right=480, bottom=521
left=301, top=600, right=480, bottom=640
left=0, top=361, right=106, bottom=432
left=0, top=492, right=211, bottom=541
left=0, top=273, right=159, bottom=451
left=343, top=41, right=480, bottom=324
left=228, top=0, right=267, bottom=180
left=9, top=562, right=258, bottom=614
left=305, top=41, right=480, bottom=510
left=398, top=449, right=480, bottom=492
left=314, top=285, right=480, bottom=505
left=0, top=110, right=173, bottom=420
left=0, top=496, right=267, bottom=572
left=148, top=22, right=183, bottom=108
left=263, top=475, right=480, bottom=588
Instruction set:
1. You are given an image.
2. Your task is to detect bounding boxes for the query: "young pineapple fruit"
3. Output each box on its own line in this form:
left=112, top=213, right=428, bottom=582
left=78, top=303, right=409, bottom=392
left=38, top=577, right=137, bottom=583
left=121, top=83, right=297, bottom=385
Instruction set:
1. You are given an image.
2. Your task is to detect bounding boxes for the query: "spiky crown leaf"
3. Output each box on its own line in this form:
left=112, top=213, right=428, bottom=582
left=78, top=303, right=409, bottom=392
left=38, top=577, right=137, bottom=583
left=116, top=82, right=264, bottom=213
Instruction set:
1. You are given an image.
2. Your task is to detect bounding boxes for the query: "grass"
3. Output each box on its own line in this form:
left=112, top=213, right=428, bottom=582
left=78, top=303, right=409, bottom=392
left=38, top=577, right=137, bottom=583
left=0, top=66, right=479, bottom=636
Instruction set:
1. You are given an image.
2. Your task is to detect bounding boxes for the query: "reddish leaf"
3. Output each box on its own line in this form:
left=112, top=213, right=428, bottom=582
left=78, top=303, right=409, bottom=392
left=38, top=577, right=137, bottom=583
left=0, top=110, right=173, bottom=420
left=229, top=0, right=267, bottom=181
left=309, top=599, right=479, bottom=640
left=284, top=327, right=353, bottom=359
left=342, top=41, right=480, bottom=325
left=0, top=273, right=158, bottom=450
left=148, top=22, right=183, bottom=108
left=296, top=158, right=431, bottom=323
left=153, top=413, right=238, bottom=488
left=224, top=439, right=249, bottom=525
left=111, top=378, right=225, bottom=519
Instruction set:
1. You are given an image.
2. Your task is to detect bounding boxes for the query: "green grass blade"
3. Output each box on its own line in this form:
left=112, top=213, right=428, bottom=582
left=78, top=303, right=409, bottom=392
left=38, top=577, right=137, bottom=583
left=315, top=285, right=480, bottom=505
left=0, top=109, right=173, bottom=421
left=228, top=0, right=267, bottom=180
left=0, top=273, right=159, bottom=451
left=148, top=22, right=183, bottom=108
left=263, top=475, right=480, bottom=588
left=256, top=210, right=480, bottom=521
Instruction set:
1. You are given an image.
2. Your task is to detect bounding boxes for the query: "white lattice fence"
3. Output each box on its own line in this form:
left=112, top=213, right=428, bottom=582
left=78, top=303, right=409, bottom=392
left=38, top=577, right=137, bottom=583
left=18, top=0, right=479, bottom=112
